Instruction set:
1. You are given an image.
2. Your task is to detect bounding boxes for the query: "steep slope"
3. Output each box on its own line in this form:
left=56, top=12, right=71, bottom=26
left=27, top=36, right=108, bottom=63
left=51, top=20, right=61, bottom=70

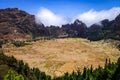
left=62, top=19, right=87, bottom=38
left=0, top=8, right=44, bottom=40
left=87, top=24, right=103, bottom=41
left=87, top=14, right=120, bottom=41
left=0, top=8, right=119, bottom=41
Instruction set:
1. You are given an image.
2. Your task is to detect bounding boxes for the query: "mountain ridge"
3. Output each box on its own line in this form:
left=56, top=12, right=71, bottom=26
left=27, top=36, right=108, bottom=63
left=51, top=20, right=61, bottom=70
left=0, top=8, right=120, bottom=41
left=0, top=8, right=44, bottom=40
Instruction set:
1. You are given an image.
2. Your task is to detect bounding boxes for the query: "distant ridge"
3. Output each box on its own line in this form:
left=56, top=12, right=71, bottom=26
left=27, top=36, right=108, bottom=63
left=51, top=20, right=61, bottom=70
left=0, top=8, right=120, bottom=41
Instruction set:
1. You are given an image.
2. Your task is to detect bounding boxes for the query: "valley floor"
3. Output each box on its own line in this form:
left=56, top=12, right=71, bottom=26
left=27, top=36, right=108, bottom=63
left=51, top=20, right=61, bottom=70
left=3, top=38, right=120, bottom=77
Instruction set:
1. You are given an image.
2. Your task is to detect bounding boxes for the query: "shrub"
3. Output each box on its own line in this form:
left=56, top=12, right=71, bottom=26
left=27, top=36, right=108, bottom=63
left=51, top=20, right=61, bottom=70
left=4, top=70, right=24, bottom=80
left=12, top=41, right=27, bottom=47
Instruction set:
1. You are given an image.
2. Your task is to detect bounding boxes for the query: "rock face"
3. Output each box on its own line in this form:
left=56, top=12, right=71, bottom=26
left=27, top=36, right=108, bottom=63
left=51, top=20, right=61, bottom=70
left=0, top=8, right=120, bottom=41
left=62, top=19, right=87, bottom=38
left=72, top=19, right=87, bottom=37
left=87, top=24, right=103, bottom=41
left=0, top=8, right=44, bottom=40
left=87, top=14, right=120, bottom=41
left=112, top=14, right=120, bottom=31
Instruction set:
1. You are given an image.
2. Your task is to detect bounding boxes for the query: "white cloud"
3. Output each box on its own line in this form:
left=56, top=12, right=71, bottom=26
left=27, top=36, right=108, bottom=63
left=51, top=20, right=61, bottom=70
left=35, top=7, right=120, bottom=27
left=73, top=7, right=120, bottom=27
left=35, top=7, right=68, bottom=27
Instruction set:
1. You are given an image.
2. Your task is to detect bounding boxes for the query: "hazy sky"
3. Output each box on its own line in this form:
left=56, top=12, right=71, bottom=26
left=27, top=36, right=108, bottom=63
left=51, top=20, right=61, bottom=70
left=0, top=0, right=120, bottom=26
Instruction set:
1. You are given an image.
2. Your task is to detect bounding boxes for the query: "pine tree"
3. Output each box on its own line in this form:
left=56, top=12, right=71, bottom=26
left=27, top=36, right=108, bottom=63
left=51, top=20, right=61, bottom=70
left=4, top=70, right=24, bottom=80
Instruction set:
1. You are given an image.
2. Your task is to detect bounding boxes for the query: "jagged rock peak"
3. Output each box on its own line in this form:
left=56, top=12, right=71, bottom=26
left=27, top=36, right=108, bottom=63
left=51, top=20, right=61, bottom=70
left=74, top=19, right=83, bottom=25
left=115, top=14, right=120, bottom=21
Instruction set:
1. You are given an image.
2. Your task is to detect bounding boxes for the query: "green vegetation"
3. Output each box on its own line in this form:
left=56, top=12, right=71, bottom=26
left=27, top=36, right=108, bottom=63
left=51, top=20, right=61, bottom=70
left=0, top=49, right=120, bottom=80
left=4, top=70, right=24, bottom=80
left=0, top=51, right=51, bottom=80
left=27, top=37, right=52, bottom=42
left=11, top=41, right=27, bottom=47
left=0, top=37, right=54, bottom=48
left=0, top=39, right=29, bottom=47
left=0, top=39, right=20, bottom=47
left=54, top=59, right=118, bottom=80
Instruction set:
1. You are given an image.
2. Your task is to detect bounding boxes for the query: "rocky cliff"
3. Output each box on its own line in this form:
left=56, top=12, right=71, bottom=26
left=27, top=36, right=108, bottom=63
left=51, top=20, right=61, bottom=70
left=0, top=8, right=44, bottom=40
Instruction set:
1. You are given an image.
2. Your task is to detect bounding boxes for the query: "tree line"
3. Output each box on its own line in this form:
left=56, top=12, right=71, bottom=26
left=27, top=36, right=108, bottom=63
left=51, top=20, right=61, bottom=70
left=0, top=51, right=51, bottom=80
left=0, top=50, right=120, bottom=80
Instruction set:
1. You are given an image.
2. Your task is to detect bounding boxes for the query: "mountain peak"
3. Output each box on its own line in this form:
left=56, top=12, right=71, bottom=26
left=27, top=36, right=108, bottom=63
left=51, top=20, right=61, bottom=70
left=74, top=19, right=83, bottom=25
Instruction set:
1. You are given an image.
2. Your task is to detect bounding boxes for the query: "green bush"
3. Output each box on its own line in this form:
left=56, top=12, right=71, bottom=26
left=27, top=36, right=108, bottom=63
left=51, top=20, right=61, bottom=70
left=12, top=41, right=27, bottom=47
left=4, top=70, right=24, bottom=80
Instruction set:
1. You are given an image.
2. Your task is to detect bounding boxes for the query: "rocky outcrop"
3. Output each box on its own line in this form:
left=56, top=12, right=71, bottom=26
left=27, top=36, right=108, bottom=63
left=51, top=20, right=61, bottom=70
left=0, top=8, right=44, bottom=40
left=62, top=19, right=87, bottom=38
left=88, top=14, right=120, bottom=40
left=0, top=8, right=120, bottom=41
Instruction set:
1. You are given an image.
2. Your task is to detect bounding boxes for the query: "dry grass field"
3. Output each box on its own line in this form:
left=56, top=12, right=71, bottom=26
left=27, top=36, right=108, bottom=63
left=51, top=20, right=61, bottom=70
left=3, top=38, right=120, bottom=77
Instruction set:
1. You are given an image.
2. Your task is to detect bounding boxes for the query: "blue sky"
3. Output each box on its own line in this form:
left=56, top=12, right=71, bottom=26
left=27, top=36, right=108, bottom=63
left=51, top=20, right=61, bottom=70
left=0, top=0, right=120, bottom=16
left=0, top=0, right=120, bottom=26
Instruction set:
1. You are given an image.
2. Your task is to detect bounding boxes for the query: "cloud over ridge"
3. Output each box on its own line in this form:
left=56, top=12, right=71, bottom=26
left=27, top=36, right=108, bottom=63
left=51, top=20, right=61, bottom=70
left=74, top=7, right=120, bottom=26
left=35, top=7, right=68, bottom=26
left=35, top=7, right=120, bottom=27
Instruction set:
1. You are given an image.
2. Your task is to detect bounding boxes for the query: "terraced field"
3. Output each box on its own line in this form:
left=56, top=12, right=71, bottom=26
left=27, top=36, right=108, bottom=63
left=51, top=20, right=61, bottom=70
left=3, top=38, right=120, bottom=77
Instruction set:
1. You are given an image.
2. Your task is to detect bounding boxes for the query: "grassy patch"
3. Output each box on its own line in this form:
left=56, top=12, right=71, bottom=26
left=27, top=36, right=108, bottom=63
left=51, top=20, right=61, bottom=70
left=44, top=63, right=53, bottom=68
left=111, top=53, right=120, bottom=58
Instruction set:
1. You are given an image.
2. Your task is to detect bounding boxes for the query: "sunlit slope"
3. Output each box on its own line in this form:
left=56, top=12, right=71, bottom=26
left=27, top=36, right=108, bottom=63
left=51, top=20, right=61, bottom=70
left=3, top=38, right=120, bottom=77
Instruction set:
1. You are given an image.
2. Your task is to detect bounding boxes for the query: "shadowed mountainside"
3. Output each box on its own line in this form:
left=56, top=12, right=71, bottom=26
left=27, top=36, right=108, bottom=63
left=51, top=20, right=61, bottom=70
left=0, top=8, right=120, bottom=41
left=0, top=8, right=44, bottom=40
